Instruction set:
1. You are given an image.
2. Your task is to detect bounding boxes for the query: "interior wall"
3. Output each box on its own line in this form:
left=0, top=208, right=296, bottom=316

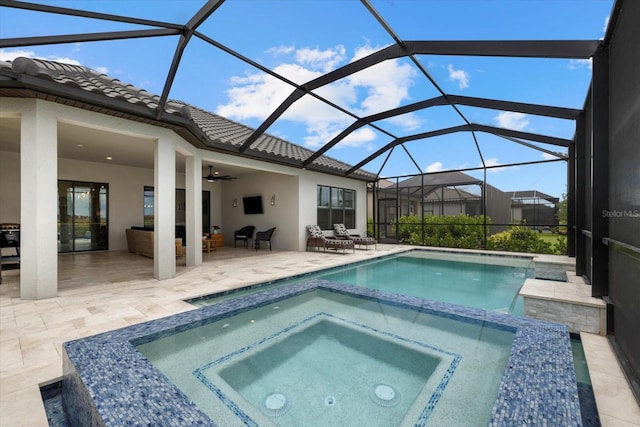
left=0, top=150, right=20, bottom=223
left=59, top=158, right=156, bottom=251
left=607, top=0, right=640, bottom=393
left=220, top=171, right=299, bottom=251
left=0, top=150, right=220, bottom=252
left=202, top=179, right=223, bottom=234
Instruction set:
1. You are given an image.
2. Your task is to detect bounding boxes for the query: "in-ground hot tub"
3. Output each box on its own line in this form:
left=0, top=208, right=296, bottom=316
left=62, top=280, right=581, bottom=426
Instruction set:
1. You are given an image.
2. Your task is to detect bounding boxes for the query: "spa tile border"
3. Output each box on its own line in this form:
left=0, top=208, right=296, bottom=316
left=62, top=279, right=581, bottom=426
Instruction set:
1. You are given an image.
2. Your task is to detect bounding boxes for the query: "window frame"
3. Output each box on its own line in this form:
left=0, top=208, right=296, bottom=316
left=317, top=185, right=356, bottom=230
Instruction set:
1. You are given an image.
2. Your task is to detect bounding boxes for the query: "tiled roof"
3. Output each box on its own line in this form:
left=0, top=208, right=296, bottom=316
left=183, top=105, right=365, bottom=173
left=0, top=57, right=375, bottom=180
left=6, top=57, right=185, bottom=116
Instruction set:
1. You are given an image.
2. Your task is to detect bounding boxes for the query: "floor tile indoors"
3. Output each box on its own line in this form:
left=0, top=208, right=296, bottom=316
left=1, top=246, right=638, bottom=426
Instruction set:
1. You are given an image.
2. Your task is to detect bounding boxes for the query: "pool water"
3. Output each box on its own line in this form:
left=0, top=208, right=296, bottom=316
left=45, top=337, right=599, bottom=426
left=192, top=250, right=533, bottom=315
left=207, top=318, right=449, bottom=426
left=137, top=288, right=515, bottom=426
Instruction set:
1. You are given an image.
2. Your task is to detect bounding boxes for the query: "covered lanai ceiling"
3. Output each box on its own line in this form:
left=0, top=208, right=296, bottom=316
left=0, top=0, right=618, bottom=194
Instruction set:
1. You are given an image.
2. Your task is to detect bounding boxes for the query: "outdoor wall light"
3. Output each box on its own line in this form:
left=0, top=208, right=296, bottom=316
left=270, top=195, right=276, bottom=206
left=233, top=198, right=238, bottom=207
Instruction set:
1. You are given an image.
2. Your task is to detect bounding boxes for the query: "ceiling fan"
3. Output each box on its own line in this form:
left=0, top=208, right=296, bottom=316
left=204, top=165, right=236, bottom=182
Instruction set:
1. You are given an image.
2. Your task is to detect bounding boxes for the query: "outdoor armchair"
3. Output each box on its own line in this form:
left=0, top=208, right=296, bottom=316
left=234, top=225, right=255, bottom=248
left=254, top=227, right=276, bottom=251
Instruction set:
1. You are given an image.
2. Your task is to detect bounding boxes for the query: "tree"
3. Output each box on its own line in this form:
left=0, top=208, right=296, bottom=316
left=557, top=188, right=568, bottom=234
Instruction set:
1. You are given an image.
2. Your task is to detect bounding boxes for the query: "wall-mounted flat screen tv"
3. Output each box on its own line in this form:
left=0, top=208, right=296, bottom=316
left=243, top=196, right=263, bottom=214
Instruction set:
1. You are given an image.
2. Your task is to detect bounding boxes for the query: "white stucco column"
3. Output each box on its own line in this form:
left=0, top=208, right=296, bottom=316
left=184, top=155, right=202, bottom=266
left=20, top=100, right=58, bottom=299
left=154, top=135, right=176, bottom=280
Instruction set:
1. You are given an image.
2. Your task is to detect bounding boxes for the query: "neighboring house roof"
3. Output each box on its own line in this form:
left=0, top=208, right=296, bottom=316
left=393, top=171, right=483, bottom=188
left=509, top=190, right=559, bottom=203
left=379, top=182, right=479, bottom=202
left=380, top=171, right=483, bottom=194
left=0, top=57, right=376, bottom=181
left=423, top=186, right=480, bottom=202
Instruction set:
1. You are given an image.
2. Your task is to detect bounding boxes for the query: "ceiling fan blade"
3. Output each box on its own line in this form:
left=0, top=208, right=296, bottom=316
left=203, top=165, right=236, bottom=181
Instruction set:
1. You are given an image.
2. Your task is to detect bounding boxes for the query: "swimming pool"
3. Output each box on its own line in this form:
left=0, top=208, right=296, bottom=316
left=191, top=249, right=534, bottom=315
left=62, top=279, right=581, bottom=426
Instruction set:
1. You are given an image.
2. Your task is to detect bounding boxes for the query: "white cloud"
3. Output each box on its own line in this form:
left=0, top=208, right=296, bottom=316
left=347, top=44, right=416, bottom=116
left=447, top=64, right=469, bottom=89
left=384, top=113, right=422, bottom=131
left=0, top=49, right=36, bottom=61
left=494, top=111, right=530, bottom=131
left=341, top=128, right=377, bottom=148
left=49, top=57, right=82, bottom=66
left=0, top=49, right=97, bottom=69
left=217, top=71, right=296, bottom=120
left=266, top=44, right=295, bottom=56
left=482, top=158, right=509, bottom=173
left=568, top=58, right=592, bottom=70
left=216, top=43, right=418, bottom=149
left=95, top=66, right=109, bottom=74
left=485, top=158, right=501, bottom=167
left=425, top=161, right=444, bottom=173
left=541, top=151, right=565, bottom=160
left=295, top=45, right=346, bottom=72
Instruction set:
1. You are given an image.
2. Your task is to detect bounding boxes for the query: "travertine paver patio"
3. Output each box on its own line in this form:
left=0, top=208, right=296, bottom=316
left=1, top=245, right=638, bottom=426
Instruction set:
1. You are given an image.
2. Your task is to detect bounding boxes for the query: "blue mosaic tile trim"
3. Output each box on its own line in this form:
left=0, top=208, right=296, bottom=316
left=41, top=382, right=70, bottom=427
left=193, top=311, right=462, bottom=426
left=415, top=356, right=461, bottom=426
left=62, top=340, right=215, bottom=426
left=63, top=279, right=580, bottom=426
left=186, top=250, right=407, bottom=305
left=489, top=324, right=582, bottom=426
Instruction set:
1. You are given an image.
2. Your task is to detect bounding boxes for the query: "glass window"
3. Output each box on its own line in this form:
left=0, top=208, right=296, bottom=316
left=143, top=186, right=154, bottom=227
left=317, top=186, right=330, bottom=207
left=343, top=189, right=354, bottom=209
left=317, top=185, right=356, bottom=229
left=57, top=180, right=108, bottom=252
left=331, top=188, right=343, bottom=208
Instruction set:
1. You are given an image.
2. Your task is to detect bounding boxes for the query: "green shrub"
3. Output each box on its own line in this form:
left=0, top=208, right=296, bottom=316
left=487, top=226, right=554, bottom=254
left=396, top=214, right=489, bottom=249
left=367, top=219, right=375, bottom=238
left=553, top=235, right=568, bottom=255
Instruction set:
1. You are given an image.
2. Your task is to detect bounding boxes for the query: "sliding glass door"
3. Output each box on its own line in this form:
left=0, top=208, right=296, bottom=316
left=58, top=181, right=108, bottom=252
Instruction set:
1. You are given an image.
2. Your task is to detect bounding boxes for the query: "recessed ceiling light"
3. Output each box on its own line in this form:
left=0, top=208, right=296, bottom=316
left=77, top=144, right=83, bottom=147
left=106, top=156, right=113, bottom=160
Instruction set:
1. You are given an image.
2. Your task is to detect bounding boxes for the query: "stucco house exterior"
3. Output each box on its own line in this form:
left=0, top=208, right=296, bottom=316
left=0, top=57, right=376, bottom=300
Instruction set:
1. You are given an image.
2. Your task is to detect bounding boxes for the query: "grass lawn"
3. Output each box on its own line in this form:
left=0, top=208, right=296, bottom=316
left=538, top=233, right=567, bottom=254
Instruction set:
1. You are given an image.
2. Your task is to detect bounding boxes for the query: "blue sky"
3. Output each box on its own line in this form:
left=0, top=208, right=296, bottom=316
left=0, top=0, right=614, bottom=198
